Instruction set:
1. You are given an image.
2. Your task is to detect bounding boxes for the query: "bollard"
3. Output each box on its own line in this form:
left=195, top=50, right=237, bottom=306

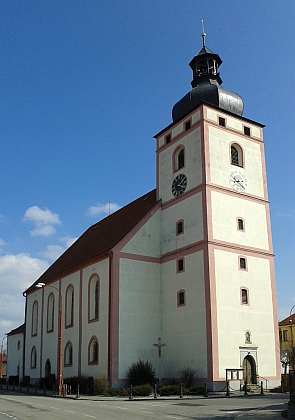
left=76, top=384, right=80, bottom=399
left=129, top=385, right=133, bottom=400
left=226, top=381, right=230, bottom=397
left=260, top=381, right=264, bottom=395
left=204, top=383, right=208, bottom=398
left=154, top=383, right=157, bottom=399
left=180, top=383, right=183, bottom=399
left=244, top=381, right=248, bottom=396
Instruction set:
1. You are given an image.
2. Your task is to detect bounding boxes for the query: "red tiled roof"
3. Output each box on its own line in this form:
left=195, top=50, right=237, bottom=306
left=25, top=190, right=158, bottom=294
left=279, top=313, right=295, bottom=326
left=7, top=323, right=25, bottom=336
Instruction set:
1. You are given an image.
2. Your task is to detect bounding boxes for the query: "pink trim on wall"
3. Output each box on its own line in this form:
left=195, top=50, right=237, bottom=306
left=119, top=252, right=160, bottom=264
left=78, top=269, right=82, bottom=376
left=46, top=292, right=54, bottom=333
left=65, top=284, right=74, bottom=328
left=268, top=256, right=281, bottom=379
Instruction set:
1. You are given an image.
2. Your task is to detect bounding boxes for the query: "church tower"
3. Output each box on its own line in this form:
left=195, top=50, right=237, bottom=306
left=155, top=33, right=280, bottom=388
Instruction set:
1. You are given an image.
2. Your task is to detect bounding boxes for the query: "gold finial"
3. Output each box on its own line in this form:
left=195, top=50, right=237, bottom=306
left=201, top=19, right=206, bottom=47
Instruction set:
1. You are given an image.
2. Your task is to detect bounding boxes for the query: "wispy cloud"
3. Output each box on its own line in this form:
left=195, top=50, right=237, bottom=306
left=23, top=206, right=62, bottom=236
left=40, top=236, right=78, bottom=261
left=87, top=202, right=121, bottom=217
left=276, top=209, right=295, bottom=218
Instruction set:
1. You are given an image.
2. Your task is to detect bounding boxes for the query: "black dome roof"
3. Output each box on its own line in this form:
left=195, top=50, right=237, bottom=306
left=172, top=44, right=244, bottom=122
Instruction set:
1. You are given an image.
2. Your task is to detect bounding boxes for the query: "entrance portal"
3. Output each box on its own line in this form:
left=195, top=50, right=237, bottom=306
left=45, top=359, right=51, bottom=378
left=243, top=355, right=257, bottom=384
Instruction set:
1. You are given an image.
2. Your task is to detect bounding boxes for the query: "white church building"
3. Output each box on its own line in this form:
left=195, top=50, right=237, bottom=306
left=7, top=37, right=281, bottom=390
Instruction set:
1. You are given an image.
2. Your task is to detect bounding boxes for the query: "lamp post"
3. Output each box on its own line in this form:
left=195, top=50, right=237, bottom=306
left=36, top=282, right=63, bottom=396
left=290, top=305, right=295, bottom=370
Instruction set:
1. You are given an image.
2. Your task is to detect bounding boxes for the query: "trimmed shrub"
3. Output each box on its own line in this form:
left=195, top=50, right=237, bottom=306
left=132, top=384, right=153, bottom=396
left=107, top=387, right=128, bottom=396
left=160, top=384, right=180, bottom=396
left=94, top=375, right=109, bottom=395
left=127, top=359, right=155, bottom=386
left=188, top=385, right=206, bottom=395
left=179, top=366, right=195, bottom=388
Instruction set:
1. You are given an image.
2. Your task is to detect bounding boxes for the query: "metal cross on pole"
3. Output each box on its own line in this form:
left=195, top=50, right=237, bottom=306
left=153, top=337, right=166, bottom=357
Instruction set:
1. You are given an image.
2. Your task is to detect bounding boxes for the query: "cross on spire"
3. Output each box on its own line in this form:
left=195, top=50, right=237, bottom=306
left=201, top=19, right=206, bottom=47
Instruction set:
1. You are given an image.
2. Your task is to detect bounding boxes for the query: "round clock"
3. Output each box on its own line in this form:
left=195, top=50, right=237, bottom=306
left=229, top=170, right=247, bottom=192
left=172, top=173, right=187, bottom=197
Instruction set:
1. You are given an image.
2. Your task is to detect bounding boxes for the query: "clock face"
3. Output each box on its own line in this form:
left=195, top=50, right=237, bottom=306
left=172, top=173, right=187, bottom=197
left=229, top=170, right=247, bottom=192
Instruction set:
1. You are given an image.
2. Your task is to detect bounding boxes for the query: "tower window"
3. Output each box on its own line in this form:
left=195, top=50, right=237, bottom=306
left=245, top=331, right=251, bottom=344
left=176, top=220, right=184, bottom=235
left=165, top=133, right=171, bottom=144
left=241, top=288, right=249, bottom=305
left=174, top=147, right=185, bottom=171
left=239, top=257, right=247, bottom=270
left=184, top=120, right=191, bottom=131
left=231, top=144, right=243, bottom=167
left=177, top=290, right=186, bottom=307
left=237, top=218, right=244, bottom=231
left=244, top=126, right=251, bottom=136
left=177, top=258, right=184, bottom=273
left=219, top=117, right=226, bottom=127
left=31, top=346, right=37, bottom=369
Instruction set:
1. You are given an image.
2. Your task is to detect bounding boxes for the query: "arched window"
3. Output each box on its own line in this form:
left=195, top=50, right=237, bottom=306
left=64, top=341, right=73, bottom=366
left=65, top=285, right=74, bottom=327
left=241, top=288, right=249, bottom=305
left=31, top=301, right=38, bottom=336
left=88, top=337, right=99, bottom=364
left=231, top=143, right=243, bottom=167
left=89, top=275, right=100, bottom=321
left=174, top=147, right=185, bottom=171
left=47, top=293, right=55, bottom=332
left=237, top=218, right=244, bottom=231
left=31, top=346, right=37, bottom=368
left=177, top=290, right=186, bottom=307
left=239, top=257, right=247, bottom=270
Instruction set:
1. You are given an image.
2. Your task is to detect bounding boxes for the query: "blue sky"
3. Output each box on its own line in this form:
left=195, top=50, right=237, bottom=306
left=0, top=0, right=294, bottom=345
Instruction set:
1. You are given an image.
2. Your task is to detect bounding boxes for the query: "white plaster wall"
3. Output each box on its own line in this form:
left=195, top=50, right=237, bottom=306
left=158, top=126, right=202, bottom=203
left=210, top=191, right=269, bottom=250
left=118, top=259, right=161, bottom=379
left=7, top=333, right=23, bottom=378
left=81, top=258, right=109, bottom=378
left=213, top=249, right=277, bottom=379
left=161, top=192, right=203, bottom=255
left=208, top=125, right=265, bottom=198
left=161, top=251, right=207, bottom=379
left=121, top=209, right=161, bottom=257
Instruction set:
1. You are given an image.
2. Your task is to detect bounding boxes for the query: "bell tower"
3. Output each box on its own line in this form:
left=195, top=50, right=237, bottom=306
left=155, top=31, right=280, bottom=389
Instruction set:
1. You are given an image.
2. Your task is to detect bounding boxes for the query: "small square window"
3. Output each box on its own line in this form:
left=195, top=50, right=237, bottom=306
left=176, top=220, right=184, bottom=235
left=219, top=117, right=226, bottom=127
left=177, top=258, right=184, bottom=272
left=165, top=134, right=171, bottom=144
left=244, top=126, right=250, bottom=136
left=185, top=120, right=191, bottom=131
